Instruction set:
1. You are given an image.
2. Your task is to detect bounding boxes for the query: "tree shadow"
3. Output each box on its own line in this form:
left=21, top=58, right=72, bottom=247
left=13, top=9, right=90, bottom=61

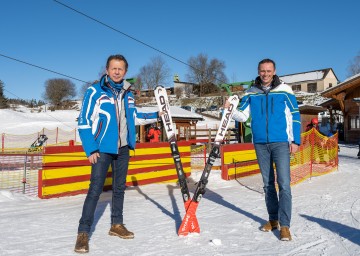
left=300, top=214, right=360, bottom=246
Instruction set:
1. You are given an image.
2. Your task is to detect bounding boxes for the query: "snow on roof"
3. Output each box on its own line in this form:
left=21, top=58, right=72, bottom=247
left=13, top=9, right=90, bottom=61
left=280, top=70, right=326, bottom=84
left=339, top=72, right=360, bottom=84
left=136, top=106, right=203, bottom=120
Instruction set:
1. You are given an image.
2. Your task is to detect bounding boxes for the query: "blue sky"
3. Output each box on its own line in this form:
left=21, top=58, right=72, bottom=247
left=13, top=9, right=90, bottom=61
left=1, top=0, right=359, bottom=101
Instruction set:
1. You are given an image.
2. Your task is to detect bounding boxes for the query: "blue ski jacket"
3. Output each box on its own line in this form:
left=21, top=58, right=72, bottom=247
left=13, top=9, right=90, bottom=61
left=78, top=75, right=158, bottom=157
left=232, top=76, right=301, bottom=145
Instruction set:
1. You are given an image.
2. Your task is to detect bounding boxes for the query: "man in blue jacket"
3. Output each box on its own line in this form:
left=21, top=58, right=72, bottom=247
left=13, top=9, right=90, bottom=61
left=75, top=54, right=159, bottom=253
left=226, top=59, right=300, bottom=241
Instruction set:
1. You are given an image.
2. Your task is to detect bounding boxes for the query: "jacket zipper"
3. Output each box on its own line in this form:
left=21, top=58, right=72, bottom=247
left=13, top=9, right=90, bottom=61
left=109, top=88, right=121, bottom=151
left=266, top=93, right=269, bottom=143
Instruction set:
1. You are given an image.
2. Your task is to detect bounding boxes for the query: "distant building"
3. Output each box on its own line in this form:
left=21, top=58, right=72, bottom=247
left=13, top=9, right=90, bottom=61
left=139, top=87, right=174, bottom=97
left=173, top=81, right=196, bottom=97
left=135, top=106, right=203, bottom=142
left=280, top=68, right=339, bottom=93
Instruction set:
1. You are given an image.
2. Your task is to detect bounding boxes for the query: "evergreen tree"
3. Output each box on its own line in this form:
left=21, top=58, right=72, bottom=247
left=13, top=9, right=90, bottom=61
left=0, top=80, right=9, bottom=109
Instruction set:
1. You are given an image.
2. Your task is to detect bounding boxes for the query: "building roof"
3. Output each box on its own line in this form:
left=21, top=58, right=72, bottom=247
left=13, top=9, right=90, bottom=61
left=298, top=104, right=326, bottom=115
left=318, top=98, right=341, bottom=110
left=139, top=86, right=174, bottom=93
left=321, top=72, right=360, bottom=98
left=279, top=68, right=338, bottom=84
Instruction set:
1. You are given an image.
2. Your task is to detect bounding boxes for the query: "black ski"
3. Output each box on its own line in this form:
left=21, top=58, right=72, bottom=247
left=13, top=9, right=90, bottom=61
left=154, top=86, right=191, bottom=204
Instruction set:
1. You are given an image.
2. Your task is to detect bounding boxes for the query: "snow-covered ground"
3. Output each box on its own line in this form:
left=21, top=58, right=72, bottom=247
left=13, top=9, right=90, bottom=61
left=0, top=106, right=78, bottom=134
left=0, top=108, right=359, bottom=256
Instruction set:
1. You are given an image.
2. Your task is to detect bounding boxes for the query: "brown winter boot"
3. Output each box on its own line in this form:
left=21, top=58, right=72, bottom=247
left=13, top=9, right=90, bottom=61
left=260, top=220, right=279, bottom=232
left=280, top=226, right=292, bottom=241
left=74, top=232, right=89, bottom=253
left=109, top=224, right=134, bottom=239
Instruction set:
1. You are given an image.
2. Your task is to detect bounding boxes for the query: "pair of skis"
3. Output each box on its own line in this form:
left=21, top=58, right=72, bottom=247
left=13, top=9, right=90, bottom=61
left=154, top=85, right=239, bottom=236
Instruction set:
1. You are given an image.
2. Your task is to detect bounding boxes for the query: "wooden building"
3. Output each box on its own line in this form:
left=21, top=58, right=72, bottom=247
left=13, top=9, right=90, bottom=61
left=320, top=73, right=360, bottom=143
left=298, top=104, right=326, bottom=132
left=135, top=106, right=204, bottom=143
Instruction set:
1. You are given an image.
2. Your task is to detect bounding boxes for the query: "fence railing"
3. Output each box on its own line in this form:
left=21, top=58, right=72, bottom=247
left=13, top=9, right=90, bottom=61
left=0, top=151, right=42, bottom=196
left=0, top=128, right=339, bottom=198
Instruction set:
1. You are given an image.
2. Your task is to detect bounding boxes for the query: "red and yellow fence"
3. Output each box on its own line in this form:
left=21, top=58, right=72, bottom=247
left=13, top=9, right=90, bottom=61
left=221, top=128, right=338, bottom=186
left=221, top=143, right=259, bottom=180
left=39, top=141, right=191, bottom=199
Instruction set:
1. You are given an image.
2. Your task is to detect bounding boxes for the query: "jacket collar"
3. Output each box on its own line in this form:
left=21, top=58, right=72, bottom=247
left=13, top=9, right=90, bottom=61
left=253, top=75, right=282, bottom=92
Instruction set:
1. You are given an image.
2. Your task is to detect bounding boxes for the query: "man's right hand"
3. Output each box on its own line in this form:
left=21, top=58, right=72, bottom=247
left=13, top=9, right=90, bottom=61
left=88, top=152, right=100, bottom=164
left=224, top=98, right=230, bottom=109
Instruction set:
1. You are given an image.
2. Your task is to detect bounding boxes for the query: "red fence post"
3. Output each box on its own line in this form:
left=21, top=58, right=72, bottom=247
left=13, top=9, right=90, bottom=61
left=56, top=127, right=58, bottom=144
left=310, top=128, right=314, bottom=178
left=1, top=133, right=4, bottom=152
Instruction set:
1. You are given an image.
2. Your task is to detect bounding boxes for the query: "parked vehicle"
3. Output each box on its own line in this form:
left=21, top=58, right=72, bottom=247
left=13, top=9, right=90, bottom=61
left=195, top=107, right=206, bottom=113
left=180, top=106, right=195, bottom=112
left=209, top=105, right=218, bottom=111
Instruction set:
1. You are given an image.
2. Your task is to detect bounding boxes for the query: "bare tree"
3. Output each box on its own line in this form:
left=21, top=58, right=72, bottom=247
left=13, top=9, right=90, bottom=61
left=79, top=81, right=95, bottom=99
left=44, top=78, right=76, bottom=109
left=138, top=56, right=171, bottom=90
left=174, top=86, right=183, bottom=99
left=186, top=53, right=228, bottom=96
left=133, top=76, right=144, bottom=92
left=347, top=51, right=360, bottom=77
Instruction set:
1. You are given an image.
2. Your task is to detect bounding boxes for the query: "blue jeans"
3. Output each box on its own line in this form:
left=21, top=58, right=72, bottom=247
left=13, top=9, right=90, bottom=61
left=254, top=142, right=292, bottom=227
left=78, top=146, right=130, bottom=233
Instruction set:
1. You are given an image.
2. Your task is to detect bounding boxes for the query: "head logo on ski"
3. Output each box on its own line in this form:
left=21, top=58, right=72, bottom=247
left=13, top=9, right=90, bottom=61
left=158, top=94, right=173, bottom=134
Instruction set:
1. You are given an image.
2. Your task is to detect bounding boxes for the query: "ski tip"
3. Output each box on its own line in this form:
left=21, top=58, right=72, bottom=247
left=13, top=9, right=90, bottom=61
left=154, top=85, right=165, bottom=90
left=229, top=94, right=239, bottom=101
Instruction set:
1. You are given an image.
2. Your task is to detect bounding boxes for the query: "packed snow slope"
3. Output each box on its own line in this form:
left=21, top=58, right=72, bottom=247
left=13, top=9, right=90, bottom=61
left=0, top=107, right=359, bottom=255
left=0, top=145, right=359, bottom=255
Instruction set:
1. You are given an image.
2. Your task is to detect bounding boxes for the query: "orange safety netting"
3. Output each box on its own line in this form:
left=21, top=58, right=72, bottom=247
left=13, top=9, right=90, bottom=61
left=290, top=128, right=338, bottom=185
left=1, top=128, right=79, bottom=152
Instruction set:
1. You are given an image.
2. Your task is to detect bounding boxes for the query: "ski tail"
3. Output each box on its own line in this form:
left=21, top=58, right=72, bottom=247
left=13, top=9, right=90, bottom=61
left=178, top=201, right=200, bottom=236
left=178, top=95, right=239, bottom=236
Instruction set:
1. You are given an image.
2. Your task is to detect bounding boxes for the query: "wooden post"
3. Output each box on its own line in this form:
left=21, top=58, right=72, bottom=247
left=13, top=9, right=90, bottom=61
left=140, top=125, right=145, bottom=143
left=208, top=128, right=212, bottom=153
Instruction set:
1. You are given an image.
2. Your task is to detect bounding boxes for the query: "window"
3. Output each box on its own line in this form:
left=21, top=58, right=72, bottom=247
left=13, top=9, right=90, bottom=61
left=349, top=115, right=360, bottom=130
left=329, top=83, right=332, bottom=88
left=307, top=83, right=317, bottom=93
left=292, top=84, right=301, bottom=91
